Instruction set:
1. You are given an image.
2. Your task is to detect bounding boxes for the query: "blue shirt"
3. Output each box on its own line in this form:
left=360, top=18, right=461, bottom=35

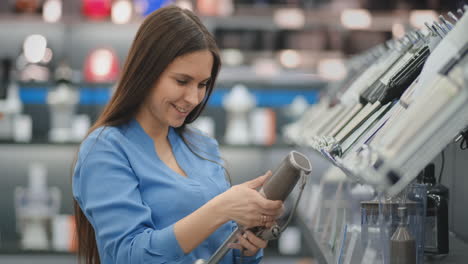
left=72, top=119, right=263, bottom=264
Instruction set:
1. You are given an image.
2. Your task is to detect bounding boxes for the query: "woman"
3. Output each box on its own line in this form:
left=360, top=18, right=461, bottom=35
left=72, top=5, right=283, bottom=264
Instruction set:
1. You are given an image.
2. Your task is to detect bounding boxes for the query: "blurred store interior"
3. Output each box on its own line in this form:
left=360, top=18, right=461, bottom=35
left=1, top=0, right=468, bottom=263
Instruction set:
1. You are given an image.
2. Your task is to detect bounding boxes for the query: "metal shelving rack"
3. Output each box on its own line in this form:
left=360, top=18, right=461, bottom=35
left=285, top=6, right=468, bottom=264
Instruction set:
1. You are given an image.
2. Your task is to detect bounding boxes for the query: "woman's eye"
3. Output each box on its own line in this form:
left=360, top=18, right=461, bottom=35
left=200, top=80, right=211, bottom=88
left=176, top=79, right=188, bottom=85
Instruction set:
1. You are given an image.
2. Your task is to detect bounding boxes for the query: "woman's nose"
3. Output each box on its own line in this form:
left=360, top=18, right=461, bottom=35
left=184, top=85, right=200, bottom=105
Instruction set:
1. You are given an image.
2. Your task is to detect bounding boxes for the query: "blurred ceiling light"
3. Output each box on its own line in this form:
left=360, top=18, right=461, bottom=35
left=91, top=49, right=113, bottom=77
left=318, top=58, right=347, bottom=81
left=175, top=0, right=193, bottom=11
left=43, top=0, right=62, bottom=23
left=112, top=0, right=133, bottom=24
left=279, top=50, right=301, bottom=69
left=340, top=9, right=372, bottom=30
left=409, top=10, right=438, bottom=29
left=222, top=49, right=244, bottom=66
left=41, top=48, right=54, bottom=64
left=392, top=23, right=405, bottom=38
left=253, top=58, right=280, bottom=77
left=197, top=0, right=216, bottom=15
left=197, top=0, right=233, bottom=17
left=90, top=49, right=112, bottom=77
left=84, top=48, right=119, bottom=82
left=274, top=8, right=305, bottom=29
left=23, top=34, right=47, bottom=64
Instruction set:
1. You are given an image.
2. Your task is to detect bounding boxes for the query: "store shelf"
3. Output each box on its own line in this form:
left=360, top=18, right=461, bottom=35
left=0, top=247, right=73, bottom=256
left=217, top=66, right=327, bottom=86
left=0, top=8, right=405, bottom=65
left=426, top=234, right=468, bottom=264
left=296, top=209, right=468, bottom=264
left=0, top=8, right=405, bottom=32
left=296, top=213, right=333, bottom=264
left=0, top=254, right=75, bottom=264
left=16, top=83, right=321, bottom=108
left=285, top=8, right=468, bottom=263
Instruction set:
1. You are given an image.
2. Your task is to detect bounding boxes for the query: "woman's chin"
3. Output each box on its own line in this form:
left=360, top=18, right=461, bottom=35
left=169, top=119, right=186, bottom=128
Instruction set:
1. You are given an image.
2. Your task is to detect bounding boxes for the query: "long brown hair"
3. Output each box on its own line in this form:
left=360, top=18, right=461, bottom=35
left=73, top=6, right=221, bottom=264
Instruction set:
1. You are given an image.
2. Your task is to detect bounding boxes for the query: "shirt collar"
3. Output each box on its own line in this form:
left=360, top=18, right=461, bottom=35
left=127, top=118, right=179, bottom=152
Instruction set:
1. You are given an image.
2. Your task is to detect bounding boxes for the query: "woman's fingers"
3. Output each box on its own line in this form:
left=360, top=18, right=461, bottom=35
left=245, top=192, right=283, bottom=227
left=244, top=231, right=268, bottom=249
left=265, top=220, right=276, bottom=228
left=253, top=214, right=278, bottom=228
left=223, top=172, right=284, bottom=228
left=244, top=171, right=272, bottom=189
left=253, top=191, right=283, bottom=214
left=236, top=233, right=258, bottom=256
left=228, top=243, right=256, bottom=257
left=228, top=231, right=269, bottom=257
left=258, top=214, right=275, bottom=225
left=258, top=205, right=284, bottom=217
left=227, top=243, right=243, bottom=250
left=258, top=196, right=283, bottom=210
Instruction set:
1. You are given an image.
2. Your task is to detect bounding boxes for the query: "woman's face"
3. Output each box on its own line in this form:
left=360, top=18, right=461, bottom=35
left=145, top=49, right=213, bottom=129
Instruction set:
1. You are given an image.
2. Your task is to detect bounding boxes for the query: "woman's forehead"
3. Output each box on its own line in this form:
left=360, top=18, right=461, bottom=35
left=166, top=50, right=213, bottom=79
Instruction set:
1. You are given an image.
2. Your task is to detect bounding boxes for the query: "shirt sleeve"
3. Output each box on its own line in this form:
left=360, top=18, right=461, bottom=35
left=73, top=134, right=186, bottom=264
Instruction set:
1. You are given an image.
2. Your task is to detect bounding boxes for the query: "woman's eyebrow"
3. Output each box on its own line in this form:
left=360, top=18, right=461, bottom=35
left=171, top=72, right=211, bottom=82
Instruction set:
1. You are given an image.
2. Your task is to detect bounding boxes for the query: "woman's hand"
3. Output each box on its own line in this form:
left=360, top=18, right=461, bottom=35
left=214, top=171, right=284, bottom=228
left=228, top=230, right=267, bottom=256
